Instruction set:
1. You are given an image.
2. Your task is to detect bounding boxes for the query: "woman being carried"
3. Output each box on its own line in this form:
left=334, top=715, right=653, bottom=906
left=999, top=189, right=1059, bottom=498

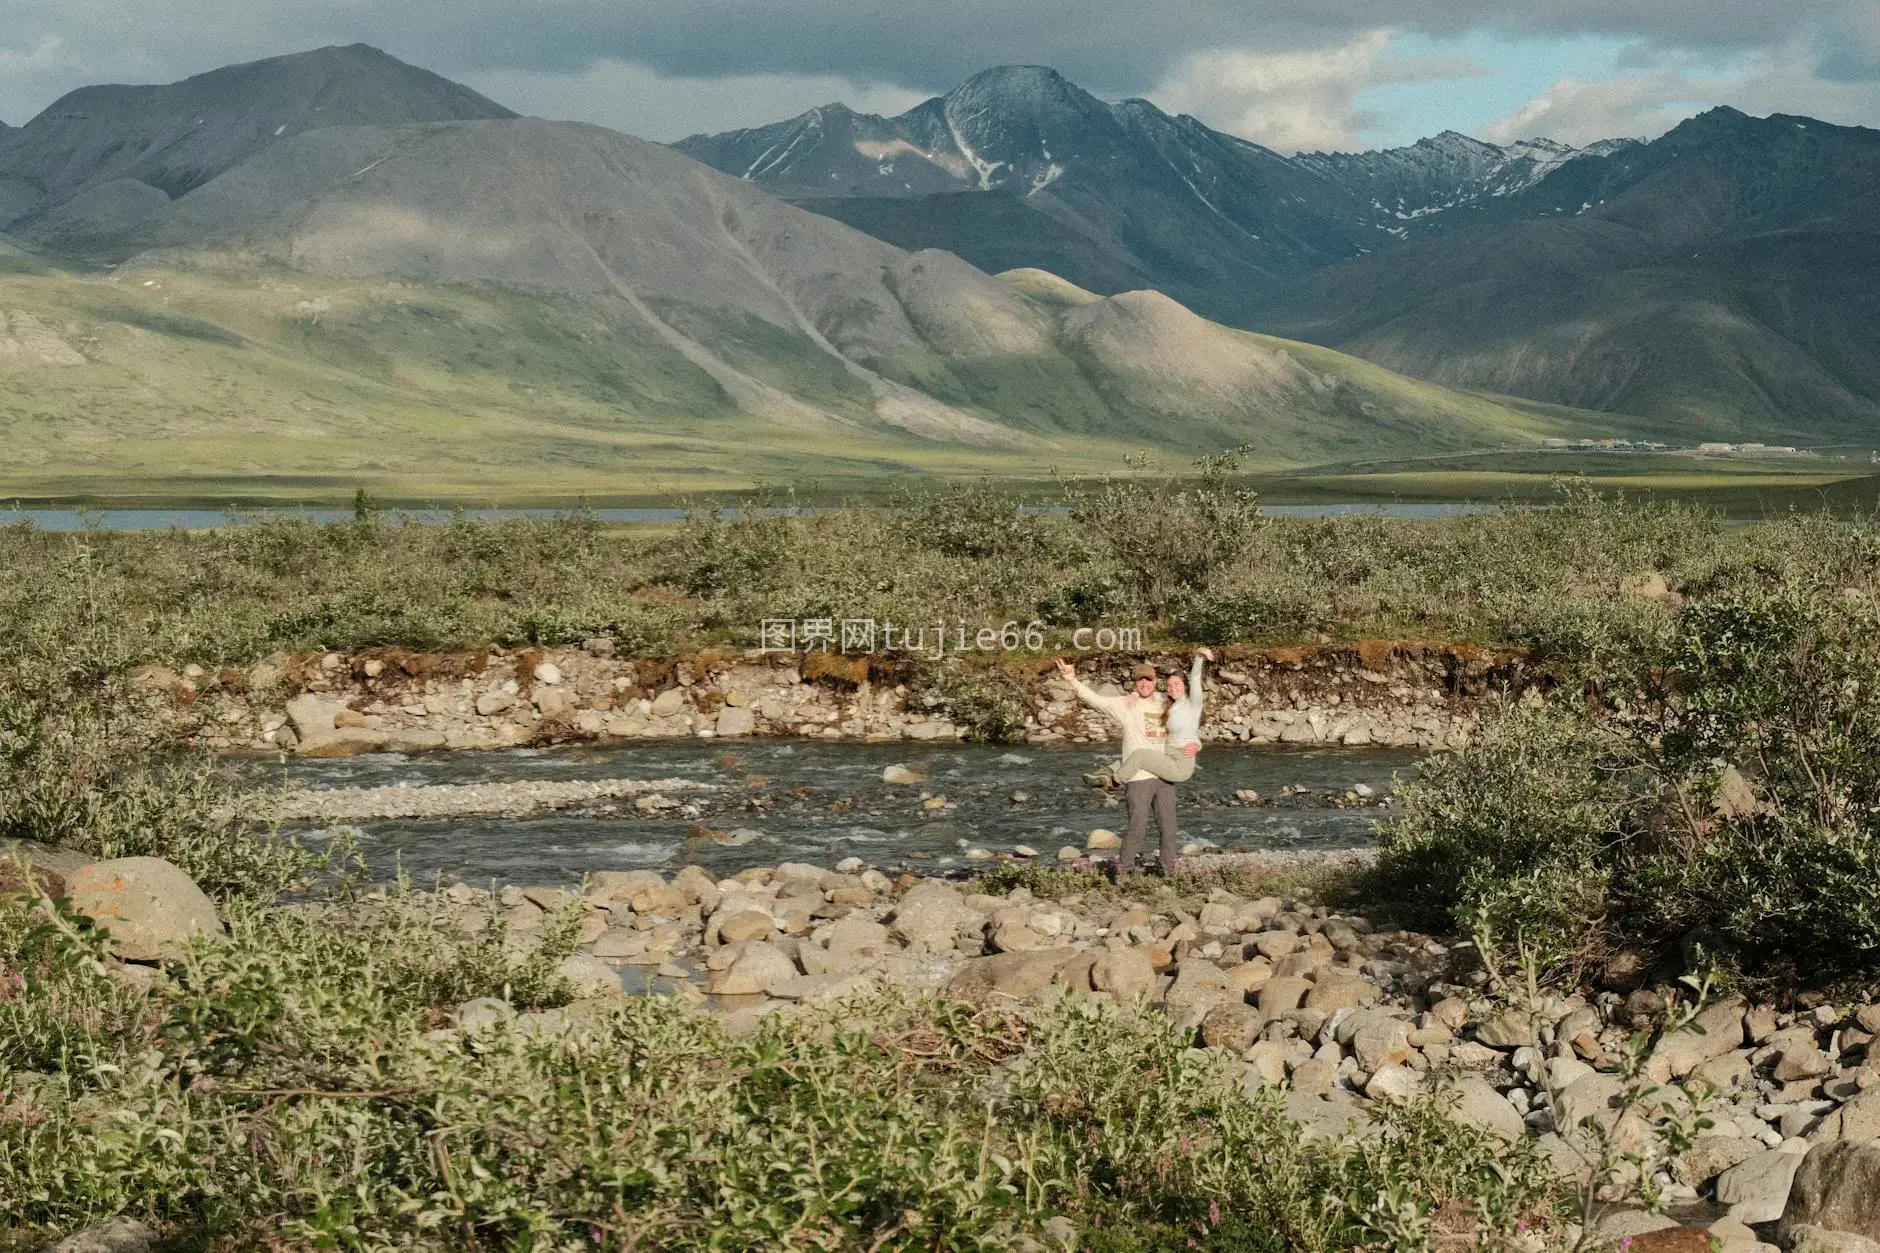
left=1114, top=647, right=1212, bottom=783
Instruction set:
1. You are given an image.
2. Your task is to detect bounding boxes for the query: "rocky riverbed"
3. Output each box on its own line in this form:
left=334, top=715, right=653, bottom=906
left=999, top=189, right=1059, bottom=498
left=28, top=830, right=1880, bottom=1253
left=142, top=639, right=1524, bottom=756
left=255, top=740, right=1414, bottom=883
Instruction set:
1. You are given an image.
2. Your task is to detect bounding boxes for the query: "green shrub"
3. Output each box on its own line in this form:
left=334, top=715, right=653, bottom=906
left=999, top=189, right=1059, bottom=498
left=0, top=557, right=313, bottom=904
left=1064, top=450, right=1264, bottom=615
left=1172, top=584, right=1332, bottom=646
left=920, top=662, right=1034, bottom=744
left=1380, top=570, right=1880, bottom=987
left=893, top=478, right=1044, bottom=560
left=0, top=886, right=1566, bottom=1248
left=1374, top=704, right=1627, bottom=976
left=1034, top=567, right=1132, bottom=626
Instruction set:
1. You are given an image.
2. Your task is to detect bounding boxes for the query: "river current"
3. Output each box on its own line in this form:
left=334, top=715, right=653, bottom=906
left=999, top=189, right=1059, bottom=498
left=249, top=740, right=1420, bottom=887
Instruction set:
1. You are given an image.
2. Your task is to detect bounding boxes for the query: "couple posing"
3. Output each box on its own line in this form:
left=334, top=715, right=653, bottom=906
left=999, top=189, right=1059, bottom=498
left=1052, top=648, right=1213, bottom=878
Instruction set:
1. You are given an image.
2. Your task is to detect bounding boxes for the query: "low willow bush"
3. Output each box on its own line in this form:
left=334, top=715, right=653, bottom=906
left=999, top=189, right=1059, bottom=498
left=0, top=883, right=1566, bottom=1251
left=6, top=483, right=1872, bottom=674
left=1377, top=569, right=1880, bottom=989
left=0, top=546, right=313, bottom=903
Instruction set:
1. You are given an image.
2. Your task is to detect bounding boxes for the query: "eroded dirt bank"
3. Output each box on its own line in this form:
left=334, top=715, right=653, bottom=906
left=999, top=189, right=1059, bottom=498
left=143, top=640, right=1545, bottom=757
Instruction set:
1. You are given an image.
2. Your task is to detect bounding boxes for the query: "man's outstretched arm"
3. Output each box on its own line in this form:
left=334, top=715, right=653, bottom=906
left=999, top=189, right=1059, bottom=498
left=1053, top=657, right=1124, bottom=719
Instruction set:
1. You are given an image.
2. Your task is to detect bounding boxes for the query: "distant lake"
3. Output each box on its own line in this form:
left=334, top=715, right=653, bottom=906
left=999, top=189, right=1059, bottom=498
left=2, top=502, right=1491, bottom=532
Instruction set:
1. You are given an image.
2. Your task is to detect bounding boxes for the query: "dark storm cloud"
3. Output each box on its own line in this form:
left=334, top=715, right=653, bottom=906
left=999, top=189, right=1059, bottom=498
left=2, top=0, right=1874, bottom=104
left=343, top=0, right=1880, bottom=91
left=1, top=0, right=1875, bottom=148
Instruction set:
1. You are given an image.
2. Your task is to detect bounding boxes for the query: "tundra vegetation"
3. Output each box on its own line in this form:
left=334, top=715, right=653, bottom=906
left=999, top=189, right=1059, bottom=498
left=7, top=476, right=1880, bottom=1246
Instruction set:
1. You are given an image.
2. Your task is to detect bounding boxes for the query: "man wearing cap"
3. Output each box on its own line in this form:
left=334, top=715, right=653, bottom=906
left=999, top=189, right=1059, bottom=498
left=1052, top=656, right=1180, bottom=876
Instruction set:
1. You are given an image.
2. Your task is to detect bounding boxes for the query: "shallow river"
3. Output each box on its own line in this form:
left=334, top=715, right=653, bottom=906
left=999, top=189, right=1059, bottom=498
left=251, top=740, right=1420, bottom=887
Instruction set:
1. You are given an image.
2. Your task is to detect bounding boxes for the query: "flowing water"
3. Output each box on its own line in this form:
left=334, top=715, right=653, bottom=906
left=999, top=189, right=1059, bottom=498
left=250, top=740, right=1420, bottom=887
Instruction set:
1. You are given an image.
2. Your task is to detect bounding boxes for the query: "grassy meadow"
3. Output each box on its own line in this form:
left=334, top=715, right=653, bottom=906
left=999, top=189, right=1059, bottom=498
left=0, top=252, right=1800, bottom=506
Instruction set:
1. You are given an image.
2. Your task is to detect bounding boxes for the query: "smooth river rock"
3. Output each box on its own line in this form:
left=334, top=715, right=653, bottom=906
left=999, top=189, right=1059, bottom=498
left=65, top=856, right=222, bottom=961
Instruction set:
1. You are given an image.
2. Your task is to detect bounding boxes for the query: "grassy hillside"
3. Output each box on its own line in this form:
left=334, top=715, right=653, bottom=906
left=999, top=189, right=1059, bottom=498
left=0, top=258, right=1078, bottom=502
left=0, top=250, right=1658, bottom=503
left=1250, top=111, right=1880, bottom=438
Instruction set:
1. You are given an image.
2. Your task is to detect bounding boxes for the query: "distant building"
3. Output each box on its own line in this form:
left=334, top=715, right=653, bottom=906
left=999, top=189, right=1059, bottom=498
left=1697, top=442, right=1736, bottom=453
left=1541, top=438, right=1570, bottom=448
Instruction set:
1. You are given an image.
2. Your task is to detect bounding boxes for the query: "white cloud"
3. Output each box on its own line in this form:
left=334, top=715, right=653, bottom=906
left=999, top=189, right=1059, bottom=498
left=1150, top=31, right=1486, bottom=152
left=461, top=59, right=928, bottom=142
left=1480, top=73, right=1695, bottom=143
left=0, top=35, right=73, bottom=76
left=1483, top=41, right=1880, bottom=144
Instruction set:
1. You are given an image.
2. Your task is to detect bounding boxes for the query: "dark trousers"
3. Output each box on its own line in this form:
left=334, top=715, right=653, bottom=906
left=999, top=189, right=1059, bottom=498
left=1122, top=777, right=1179, bottom=874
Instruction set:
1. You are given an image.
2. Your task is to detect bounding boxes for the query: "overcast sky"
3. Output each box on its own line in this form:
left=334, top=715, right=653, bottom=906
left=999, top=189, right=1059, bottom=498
left=3, top=1, right=1877, bottom=152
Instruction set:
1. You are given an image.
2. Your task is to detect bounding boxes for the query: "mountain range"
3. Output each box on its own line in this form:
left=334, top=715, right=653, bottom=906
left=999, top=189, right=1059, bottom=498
left=682, top=73, right=1880, bottom=440
left=0, top=45, right=1637, bottom=500
left=0, top=44, right=1871, bottom=501
left=1252, top=108, right=1880, bottom=435
left=673, top=68, right=1641, bottom=324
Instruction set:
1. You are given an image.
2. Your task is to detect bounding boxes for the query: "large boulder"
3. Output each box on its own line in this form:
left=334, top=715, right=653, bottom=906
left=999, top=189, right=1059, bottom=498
left=1349, top=1013, right=1413, bottom=1072
left=1782, top=1142, right=1880, bottom=1245
left=889, top=880, right=975, bottom=953
left=1790, top=1227, right=1880, bottom=1253
left=1438, top=1075, right=1526, bottom=1140
left=286, top=694, right=390, bottom=757
left=285, top=693, right=346, bottom=740
left=49, top=1218, right=159, bottom=1252
left=948, top=948, right=1079, bottom=1001
left=1472, top=1010, right=1534, bottom=1049
left=65, top=857, right=222, bottom=961
left=555, top=953, right=623, bottom=998
left=1554, top=1070, right=1694, bottom=1161
left=1717, top=1148, right=1806, bottom=1223
left=1810, top=1087, right=1880, bottom=1144
left=823, top=916, right=892, bottom=958
left=717, top=910, right=777, bottom=944
left=1091, top=947, right=1156, bottom=1001
left=1679, top=1135, right=1760, bottom=1189
left=715, top=706, right=756, bottom=738
left=1644, top=998, right=1748, bottom=1083
left=1200, top=1003, right=1265, bottom=1052
left=1257, top=975, right=1312, bottom=1015
left=708, top=941, right=800, bottom=996
left=1164, top=959, right=1238, bottom=1018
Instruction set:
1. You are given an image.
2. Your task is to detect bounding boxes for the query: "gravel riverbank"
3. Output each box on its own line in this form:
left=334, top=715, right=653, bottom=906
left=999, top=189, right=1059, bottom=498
left=272, top=776, right=718, bottom=820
